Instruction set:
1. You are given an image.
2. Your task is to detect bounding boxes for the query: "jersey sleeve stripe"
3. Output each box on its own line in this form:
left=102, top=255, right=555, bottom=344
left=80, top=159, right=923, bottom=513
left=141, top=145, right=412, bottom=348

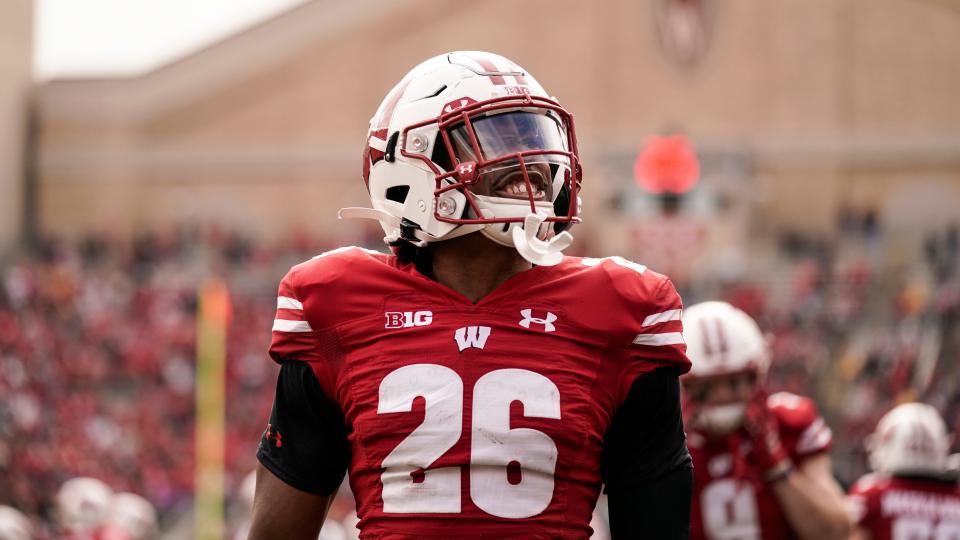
left=272, top=319, right=314, bottom=333
left=632, top=332, right=685, bottom=346
left=641, top=309, right=682, bottom=327
left=796, top=418, right=833, bottom=454
left=277, top=296, right=304, bottom=310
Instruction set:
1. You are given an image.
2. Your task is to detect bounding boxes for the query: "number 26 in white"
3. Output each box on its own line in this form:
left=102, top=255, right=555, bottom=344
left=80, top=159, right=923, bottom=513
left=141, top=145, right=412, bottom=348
left=378, top=364, right=561, bottom=519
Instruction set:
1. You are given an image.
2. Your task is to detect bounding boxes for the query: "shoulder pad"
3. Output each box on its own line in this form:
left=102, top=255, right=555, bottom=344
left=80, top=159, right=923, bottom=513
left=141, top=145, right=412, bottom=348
left=850, top=473, right=889, bottom=495
left=768, top=392, right=819, bottom=429
left=288, top=246, right=388, bottom=288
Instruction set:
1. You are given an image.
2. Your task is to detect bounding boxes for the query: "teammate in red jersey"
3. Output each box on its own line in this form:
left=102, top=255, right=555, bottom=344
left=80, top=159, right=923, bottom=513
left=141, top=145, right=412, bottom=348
left=681, top=301, right=851, bottom=540
left=848, top=402, right=960, bottom=540
left=248, top=51, right=693, bottom=539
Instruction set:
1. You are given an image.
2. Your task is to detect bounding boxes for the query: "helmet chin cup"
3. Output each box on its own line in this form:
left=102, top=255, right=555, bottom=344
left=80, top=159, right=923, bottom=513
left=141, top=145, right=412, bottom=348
left=510, top=213, right=572, bottom=266
left=698, top=403, right=747, bottom=434
left=471, top=195, right=571, bottom=265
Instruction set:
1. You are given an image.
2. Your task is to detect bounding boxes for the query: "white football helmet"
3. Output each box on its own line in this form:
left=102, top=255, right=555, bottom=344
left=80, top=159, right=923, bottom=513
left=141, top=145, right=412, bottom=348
left=681, top=301, right=771, bottom=433
left=343, top=51, right=582, bottom=266
left=867, top=402, right=951, bottom=475
left=106, top=493, right=157, bottom=540
left=55, top=477, right=113, bottom=532
left=0, top=506, right=32, bottom=540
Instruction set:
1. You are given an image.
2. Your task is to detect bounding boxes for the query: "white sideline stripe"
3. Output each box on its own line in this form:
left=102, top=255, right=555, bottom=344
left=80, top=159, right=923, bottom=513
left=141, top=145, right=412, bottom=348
left=272, top=319, right=313, bottom=333
left=632, top=332, right=685, bottom=346
left=642, top=309, right=682, bottom=327
left=277, top=296, right=303, bottom=310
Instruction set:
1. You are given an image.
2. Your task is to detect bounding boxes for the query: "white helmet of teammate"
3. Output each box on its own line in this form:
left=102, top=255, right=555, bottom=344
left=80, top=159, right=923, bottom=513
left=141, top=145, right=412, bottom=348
left=55, top=477, right=113, bottom=532
left=106, top=492, right=157, bottom=539
left=0, top=506, right=32, bottom=540
left=949, top=453, right=960, bottom=473
left=867, top=402, right=951, bottom=475
left=344, top=51, right=582, bottom=266
left=681, top=301, right=771, bottom=433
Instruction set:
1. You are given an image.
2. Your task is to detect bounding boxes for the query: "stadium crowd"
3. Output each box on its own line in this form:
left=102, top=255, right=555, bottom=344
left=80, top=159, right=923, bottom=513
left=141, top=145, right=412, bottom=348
left=0, top=220, right=957, bottom=535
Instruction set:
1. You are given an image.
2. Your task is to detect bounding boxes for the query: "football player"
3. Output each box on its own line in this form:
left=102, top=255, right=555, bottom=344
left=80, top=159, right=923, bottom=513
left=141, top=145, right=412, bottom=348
left=54, top=476, right=113, bottom=539
left=0, top=506, right=33, bottom=540
left=682, top=301, right=851, bottom=540
left=248, top=51, right=693, bottom=539
left=848, top=402, right=960, bottom=540
left=104, top=492, right=158, bottom=540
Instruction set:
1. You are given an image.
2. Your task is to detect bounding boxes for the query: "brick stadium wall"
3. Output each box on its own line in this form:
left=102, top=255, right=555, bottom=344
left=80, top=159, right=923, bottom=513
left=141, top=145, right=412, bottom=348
left=33, top=0, right=960, bottom=253
left=0, top=0, right=32, bottom=254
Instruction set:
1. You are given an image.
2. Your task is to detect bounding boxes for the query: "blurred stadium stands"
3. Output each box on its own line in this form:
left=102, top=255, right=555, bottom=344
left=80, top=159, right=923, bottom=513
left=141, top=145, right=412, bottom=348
left=1, top=218, right=957, bottom=534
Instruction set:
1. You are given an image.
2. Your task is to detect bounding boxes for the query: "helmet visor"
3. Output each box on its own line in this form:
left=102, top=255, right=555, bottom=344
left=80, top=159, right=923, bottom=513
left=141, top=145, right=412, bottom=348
left=442, top=111, right=572, bottom=203
left=447, top=111, right=569, bottom=166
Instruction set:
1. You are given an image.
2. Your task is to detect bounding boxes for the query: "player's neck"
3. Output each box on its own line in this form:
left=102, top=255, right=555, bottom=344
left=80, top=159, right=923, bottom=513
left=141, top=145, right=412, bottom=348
left=430, top=232, right=532, bottom=303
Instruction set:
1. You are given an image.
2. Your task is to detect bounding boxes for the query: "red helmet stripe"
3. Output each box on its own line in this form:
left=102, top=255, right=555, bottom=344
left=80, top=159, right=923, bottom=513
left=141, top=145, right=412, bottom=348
left=699, top=318, right=714, bottom=356
left=470, top=55, right=507, bottom=85
left=714, top=318, right=729, bottom=363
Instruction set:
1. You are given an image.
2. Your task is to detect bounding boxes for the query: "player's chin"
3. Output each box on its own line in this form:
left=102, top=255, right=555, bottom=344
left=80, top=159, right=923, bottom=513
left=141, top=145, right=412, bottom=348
left=697, top=403, right=747, bottom=434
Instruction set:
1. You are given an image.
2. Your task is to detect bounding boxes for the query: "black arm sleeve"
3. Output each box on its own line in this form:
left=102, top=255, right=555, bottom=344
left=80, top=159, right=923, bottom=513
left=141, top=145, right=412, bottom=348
left=256, top=360, right=350, bottom=496
left=601, top=367, right=693, bottom=539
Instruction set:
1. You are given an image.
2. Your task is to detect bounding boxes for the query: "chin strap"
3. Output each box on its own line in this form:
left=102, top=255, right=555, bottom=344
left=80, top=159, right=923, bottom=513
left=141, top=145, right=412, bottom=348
left=512, top=213, right=573, bottom=267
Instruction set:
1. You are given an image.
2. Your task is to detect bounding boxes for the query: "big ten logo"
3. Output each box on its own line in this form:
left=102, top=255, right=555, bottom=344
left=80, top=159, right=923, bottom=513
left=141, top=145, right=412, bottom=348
left=503, top=85, right=530, bottom=96
left=384, top=311, right=433, bottom=329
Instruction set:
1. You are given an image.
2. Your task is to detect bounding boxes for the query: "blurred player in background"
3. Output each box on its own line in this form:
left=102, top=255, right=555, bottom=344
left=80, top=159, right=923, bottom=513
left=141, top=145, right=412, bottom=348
left=103, top=492, right=158, bottom=540
left=0, top=506, right=33, bottom=540
left=53, top=477, right=158, bottom=540
left=681, top=301, right=851, bottom=540
left=848, top=403, right=960, bottom=540
left=54, top=477, right=113, bottom=539
left=248, top=51, right=693, bottom=539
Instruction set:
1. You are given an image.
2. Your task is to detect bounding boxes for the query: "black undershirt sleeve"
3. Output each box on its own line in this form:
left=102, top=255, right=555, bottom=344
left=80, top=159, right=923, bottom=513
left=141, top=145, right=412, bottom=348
left=601, top=367, right=693, bottom=539
left=256, top=360, right=350, bottom=496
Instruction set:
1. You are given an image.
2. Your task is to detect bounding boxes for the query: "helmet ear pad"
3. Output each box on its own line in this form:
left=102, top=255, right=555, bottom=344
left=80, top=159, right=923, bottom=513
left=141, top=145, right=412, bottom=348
left=368, top=160, right=464, bottom=241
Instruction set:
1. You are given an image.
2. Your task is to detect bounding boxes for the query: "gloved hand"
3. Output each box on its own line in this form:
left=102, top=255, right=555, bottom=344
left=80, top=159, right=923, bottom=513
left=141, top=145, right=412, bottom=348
left=743, top=390, right=792, bottom=482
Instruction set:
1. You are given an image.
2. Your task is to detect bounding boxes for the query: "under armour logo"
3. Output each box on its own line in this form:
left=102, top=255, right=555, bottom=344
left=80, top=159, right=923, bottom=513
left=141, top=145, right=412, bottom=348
left=263, top=423, right=282, bottom=448
left=518, top=309, right=557, bottom=332
left=443, top=97, right=477, bottom=113
left=454, top=326, right=491, bottom=351
left=457, top=163, right=474, bottom=175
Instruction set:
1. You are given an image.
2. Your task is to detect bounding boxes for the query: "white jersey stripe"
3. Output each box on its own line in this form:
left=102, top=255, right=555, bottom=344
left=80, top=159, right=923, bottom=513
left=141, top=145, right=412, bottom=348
left=632, top=332, right=685, bottom=346
left=796, top=418, right=832, bottom=454
left=272, top=319, right=313, bottom=333
left=642, top=309, right=682, bottom=327
left=277, top=296, right=303, bottom=310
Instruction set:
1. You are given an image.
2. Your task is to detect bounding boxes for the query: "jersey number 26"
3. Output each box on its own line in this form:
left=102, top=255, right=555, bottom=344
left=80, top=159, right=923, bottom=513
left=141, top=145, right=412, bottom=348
left=378, top=364, right=561, bottom=519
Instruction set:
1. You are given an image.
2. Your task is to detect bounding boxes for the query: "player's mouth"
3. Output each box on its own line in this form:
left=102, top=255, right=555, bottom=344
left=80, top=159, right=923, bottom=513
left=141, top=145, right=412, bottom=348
left=491, top=170, right=548, bottom=201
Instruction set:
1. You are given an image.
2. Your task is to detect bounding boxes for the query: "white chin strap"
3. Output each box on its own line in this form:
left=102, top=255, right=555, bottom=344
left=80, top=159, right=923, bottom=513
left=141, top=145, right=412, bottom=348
left=510, top=213, right=573, bottom=266
left=697, top=404, right=746, bottom=434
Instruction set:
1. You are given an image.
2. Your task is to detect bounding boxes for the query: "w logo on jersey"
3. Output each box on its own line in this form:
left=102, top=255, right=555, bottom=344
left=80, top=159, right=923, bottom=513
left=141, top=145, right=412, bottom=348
left=454, top=326, right=491, bottom=352
left=519, top=309, right=557, bottom=332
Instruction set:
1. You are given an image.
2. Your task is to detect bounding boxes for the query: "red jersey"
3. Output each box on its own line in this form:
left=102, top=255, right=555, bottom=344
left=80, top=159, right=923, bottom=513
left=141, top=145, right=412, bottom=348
left=269, top=247, right=690, bottom=539
left=688, top=392, right=833, bottom=540
left=849, top=473, right=960, bottom=540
